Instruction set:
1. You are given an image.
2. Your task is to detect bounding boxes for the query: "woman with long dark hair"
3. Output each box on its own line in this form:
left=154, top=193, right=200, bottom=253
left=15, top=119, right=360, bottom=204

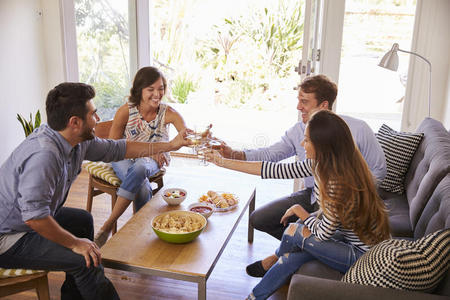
left=206, top=110, right=390, bottom=299
left=94, top=66, right=187, bottom=246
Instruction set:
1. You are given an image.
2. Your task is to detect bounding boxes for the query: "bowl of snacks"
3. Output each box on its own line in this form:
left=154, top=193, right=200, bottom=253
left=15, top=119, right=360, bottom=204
left=162, top=188, right=187, bottom=206
left=151, top=210, right=207, bottom=243
left=188, top=202, right=215, bottom=219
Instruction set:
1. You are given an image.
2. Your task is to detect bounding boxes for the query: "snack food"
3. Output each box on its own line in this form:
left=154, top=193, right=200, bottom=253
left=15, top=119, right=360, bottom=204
left=199, top=190, right=239, bottom=210
left=164, top=189, right=186, bottom=199
left=153, top=212, right=203, bottom=234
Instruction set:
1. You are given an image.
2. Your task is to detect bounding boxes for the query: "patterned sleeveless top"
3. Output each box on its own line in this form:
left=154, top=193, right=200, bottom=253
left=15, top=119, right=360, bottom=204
left=123, top=102, right=169, bottom=143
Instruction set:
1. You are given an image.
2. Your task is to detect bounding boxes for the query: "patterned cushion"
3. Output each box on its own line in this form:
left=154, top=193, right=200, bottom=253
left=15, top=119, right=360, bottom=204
left=342, top=229, right=450, bottom=292
left=0, top=268, right=45, bottom=279
left=84, top=161, right=121, bottom=186
left=376, top=124, right=424, bottom=194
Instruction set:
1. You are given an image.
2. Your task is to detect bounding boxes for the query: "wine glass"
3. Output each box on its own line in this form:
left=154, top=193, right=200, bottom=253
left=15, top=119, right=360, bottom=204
left=187, top=123, right=212, bottom=153
left=196, top=143, right=210, bottom=166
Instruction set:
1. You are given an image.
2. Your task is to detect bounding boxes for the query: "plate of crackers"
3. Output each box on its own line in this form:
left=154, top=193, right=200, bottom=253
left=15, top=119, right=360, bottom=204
left=198, top=190, right=239, bottom=212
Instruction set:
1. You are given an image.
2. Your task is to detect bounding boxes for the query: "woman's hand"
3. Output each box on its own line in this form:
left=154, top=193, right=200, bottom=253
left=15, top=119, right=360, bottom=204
left=151, top=153, right=168, bottom=167
left=280, top=204, right=304, bottom=226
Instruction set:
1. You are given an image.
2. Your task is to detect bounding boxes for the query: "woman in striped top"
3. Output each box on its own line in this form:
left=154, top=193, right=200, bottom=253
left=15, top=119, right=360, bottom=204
left=206, top=110, right=390, bottom=300
left=95, top=67, right=188, bottom=247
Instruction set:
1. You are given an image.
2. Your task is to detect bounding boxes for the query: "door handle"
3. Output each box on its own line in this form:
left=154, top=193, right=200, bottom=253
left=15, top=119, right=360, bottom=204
left=295, top=60, right=312, bottom=75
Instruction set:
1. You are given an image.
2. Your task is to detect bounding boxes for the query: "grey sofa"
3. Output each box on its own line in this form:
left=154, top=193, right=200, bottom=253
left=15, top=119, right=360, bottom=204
left=287, top=118, right=450, bottom=300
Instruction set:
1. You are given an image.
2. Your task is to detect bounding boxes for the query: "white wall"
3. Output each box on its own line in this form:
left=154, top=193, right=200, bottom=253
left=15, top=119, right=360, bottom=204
left=41, top=0, right=66, bottom=91
left=0, top=0, right=48, bottom=163
left=0, top=0, right=65, bottom=164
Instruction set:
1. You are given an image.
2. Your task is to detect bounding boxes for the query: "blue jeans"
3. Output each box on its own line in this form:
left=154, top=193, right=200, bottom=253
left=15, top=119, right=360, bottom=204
left=0, top=207, right=119, bottom=300
left=250, top=223, right=364, bottom=300
left=250, top=188, right=318, bottom=240
left=112, top=158, right=160, bottom=211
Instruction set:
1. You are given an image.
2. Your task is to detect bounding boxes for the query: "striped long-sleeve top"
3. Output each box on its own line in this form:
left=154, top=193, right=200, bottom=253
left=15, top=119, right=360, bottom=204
left=261, top=160, right=370, bottom=252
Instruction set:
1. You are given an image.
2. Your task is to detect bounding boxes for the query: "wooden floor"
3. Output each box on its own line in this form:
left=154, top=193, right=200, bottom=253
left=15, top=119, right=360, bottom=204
left=6, top=157, right=294, bottom=300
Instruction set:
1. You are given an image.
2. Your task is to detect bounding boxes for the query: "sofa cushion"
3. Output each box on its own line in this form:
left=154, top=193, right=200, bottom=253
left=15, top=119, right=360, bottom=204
left=403, top=118, right=450, bottom=230
left=342, top=229, right=450, bottom=292
left=295, top=260, right=343, bottom=281
left=376, top=124, right=424, bottom=194
left=414, top=174, right=450, bottom=239
left=378, top=187, right=412, bottom=237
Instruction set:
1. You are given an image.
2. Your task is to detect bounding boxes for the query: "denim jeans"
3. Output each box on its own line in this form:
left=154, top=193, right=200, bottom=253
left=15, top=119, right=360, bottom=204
left=249, top=223, right=364, bottom=300
left=0, top=207, right=119, bottom=300
left=249, top=188, right=318, bottom=240
left=112, top=157, right=160, bottom=211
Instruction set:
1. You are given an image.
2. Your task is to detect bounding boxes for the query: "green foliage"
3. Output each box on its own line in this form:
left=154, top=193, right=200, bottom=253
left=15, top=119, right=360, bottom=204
left=75, top=0, right=130, bottom=120
left=17, top=110, right=41, bottom=137
left=172, top=74, right=197, bottom=104
left=227, top=0, right=303, bottom=76
left=74, top=0, right=304, bottom=112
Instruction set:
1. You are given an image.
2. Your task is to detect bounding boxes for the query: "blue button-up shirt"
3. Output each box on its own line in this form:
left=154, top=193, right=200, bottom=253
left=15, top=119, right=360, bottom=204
left=0, top=124, right=126, bottom=234
left=244, top=115, right=386, bottom=202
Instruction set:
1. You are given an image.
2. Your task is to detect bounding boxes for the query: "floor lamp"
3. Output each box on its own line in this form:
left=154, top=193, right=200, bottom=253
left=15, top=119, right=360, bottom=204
left=378, top=43, right=432, bottom=118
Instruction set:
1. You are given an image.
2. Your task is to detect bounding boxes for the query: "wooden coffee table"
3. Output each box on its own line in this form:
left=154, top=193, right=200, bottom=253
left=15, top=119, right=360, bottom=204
left=100, top=167, right=256, bottom=300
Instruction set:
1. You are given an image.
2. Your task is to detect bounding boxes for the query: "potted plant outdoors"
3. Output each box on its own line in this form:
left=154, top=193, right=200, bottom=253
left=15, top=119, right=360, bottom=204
left=17, top=110, right=41, bottom=137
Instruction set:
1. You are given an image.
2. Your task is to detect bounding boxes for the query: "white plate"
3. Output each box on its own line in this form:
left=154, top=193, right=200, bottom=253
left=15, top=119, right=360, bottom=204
left=198, top=191, right=239, bottom=212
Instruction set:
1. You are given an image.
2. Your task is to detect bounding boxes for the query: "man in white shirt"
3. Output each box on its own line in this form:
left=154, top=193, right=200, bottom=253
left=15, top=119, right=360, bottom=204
left=214, top=74, right=386, bottom=240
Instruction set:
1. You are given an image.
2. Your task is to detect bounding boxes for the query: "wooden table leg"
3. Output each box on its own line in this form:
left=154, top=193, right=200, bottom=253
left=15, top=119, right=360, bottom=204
left=248, top=189, right=255, bottom=243
left=198, top=278, right=206, bottom=300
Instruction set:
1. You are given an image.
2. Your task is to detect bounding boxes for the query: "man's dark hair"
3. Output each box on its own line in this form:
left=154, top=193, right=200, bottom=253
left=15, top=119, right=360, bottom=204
left=46, top=82, right=95, bottom=130
left=299, top=74, right=338, bottom=108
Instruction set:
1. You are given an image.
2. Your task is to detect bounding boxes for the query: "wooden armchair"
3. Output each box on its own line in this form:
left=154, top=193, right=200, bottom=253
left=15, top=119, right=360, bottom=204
left=85, top=121, right=164, bottom=234
left=0, top=269, right=49, bottom=300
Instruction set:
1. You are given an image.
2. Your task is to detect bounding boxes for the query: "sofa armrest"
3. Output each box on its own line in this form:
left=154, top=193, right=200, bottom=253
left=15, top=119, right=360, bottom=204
left=287, top=274, right=448, bottom=300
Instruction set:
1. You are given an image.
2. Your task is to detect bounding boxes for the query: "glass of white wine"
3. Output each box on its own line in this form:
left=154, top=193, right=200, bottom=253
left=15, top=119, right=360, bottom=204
left=196, top=144, right=210, bottom=166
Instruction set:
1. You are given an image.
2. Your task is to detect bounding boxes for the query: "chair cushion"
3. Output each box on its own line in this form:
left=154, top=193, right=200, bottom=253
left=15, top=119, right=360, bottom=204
left=0, top=268, right=45, bottom=279
left=84, top=161, right=121, bottom=186
left=84, top=161, right=166, bottom=187
left=342, top=229, right=450, bottom=292
left=376, top=124, right=424, bottom=194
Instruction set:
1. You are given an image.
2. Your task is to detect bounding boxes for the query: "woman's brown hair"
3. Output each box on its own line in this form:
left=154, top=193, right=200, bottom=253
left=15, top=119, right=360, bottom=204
left=129, top=66, right=167, bottom=106
left=308, top=110, right=390, bottom=245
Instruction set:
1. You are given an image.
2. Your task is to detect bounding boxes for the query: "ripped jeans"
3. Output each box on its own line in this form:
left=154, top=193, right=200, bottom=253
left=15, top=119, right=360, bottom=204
left=249, top=223, right=364, bottom=300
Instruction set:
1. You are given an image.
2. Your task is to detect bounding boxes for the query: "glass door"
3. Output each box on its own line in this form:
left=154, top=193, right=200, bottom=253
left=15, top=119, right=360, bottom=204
left=335, top=0, right=416, bottom=131
left=293, top=0, right=322, bottom=191
left=149, top=0, right=304, bottom=154
left=73, top=0, right=132, bottom=121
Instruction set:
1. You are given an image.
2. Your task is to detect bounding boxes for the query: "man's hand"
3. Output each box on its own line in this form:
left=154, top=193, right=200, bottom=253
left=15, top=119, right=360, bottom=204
left=25, top=216, right=103, bottom=268
left=205, top=149, right=225, bottom=166
left=71, top=238, right=102, bottom=268
left=170, top=129, right=192, bottom=150
left=210, top=139, right=246, bottom=160
left=151, top=153, right=168, bottom=167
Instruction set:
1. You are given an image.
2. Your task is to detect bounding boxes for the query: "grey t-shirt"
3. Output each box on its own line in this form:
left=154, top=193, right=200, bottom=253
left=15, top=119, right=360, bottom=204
left=0, top=124, right=126, bottom=254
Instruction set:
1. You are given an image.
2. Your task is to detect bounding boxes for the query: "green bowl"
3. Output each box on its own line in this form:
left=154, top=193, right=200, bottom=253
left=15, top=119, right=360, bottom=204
left=151, top=211, right=207, bottom=244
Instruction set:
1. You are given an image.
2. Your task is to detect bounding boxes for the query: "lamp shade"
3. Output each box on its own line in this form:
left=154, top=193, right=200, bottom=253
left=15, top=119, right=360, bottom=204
left=378, top=43, right=399, bottom=71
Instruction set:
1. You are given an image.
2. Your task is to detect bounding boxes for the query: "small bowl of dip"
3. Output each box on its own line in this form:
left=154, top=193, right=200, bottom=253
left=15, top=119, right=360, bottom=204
left=188, top=202, right=215, bottom=219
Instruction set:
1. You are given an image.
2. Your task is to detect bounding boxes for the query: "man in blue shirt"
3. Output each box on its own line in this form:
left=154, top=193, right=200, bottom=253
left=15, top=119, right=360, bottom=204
left=214, top=75, right=386, bottom=275
left=0, top=83, right=190, bottom=299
